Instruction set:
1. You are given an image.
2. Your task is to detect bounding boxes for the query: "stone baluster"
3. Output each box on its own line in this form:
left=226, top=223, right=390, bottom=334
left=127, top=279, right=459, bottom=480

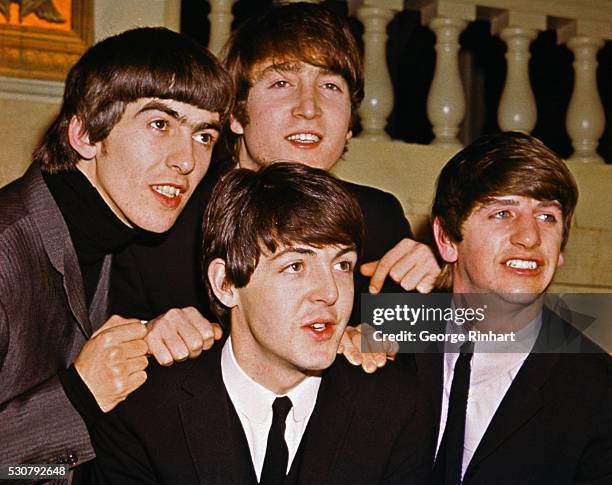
left=208, top=0, right=236, bottom=56
left=498, top=27, right=538, bottom=133
left=357, top=6, right=396, bottom=140
left=566, top=35, right=605, bottom=163
left=427, top=17, right=467, bottom=146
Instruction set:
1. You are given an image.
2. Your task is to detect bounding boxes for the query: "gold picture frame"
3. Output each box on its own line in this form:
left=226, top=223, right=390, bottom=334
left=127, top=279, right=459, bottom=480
left=0, top=0, right=92, bottom=80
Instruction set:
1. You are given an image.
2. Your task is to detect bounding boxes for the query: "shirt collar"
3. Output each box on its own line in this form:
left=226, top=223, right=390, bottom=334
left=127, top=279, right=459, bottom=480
left=221, top=337, right=321, bottom=424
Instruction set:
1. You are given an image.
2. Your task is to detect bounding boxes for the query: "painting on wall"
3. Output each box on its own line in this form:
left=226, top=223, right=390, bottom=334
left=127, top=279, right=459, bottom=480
left=0, top=0, right=92, bottom=80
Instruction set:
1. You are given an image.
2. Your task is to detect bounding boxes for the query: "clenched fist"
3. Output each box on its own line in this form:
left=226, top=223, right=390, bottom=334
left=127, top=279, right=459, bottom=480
left=75, top=315, right=149, bottom=412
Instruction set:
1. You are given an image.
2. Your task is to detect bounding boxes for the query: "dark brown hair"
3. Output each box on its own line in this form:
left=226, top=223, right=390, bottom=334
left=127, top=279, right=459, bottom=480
left=223, top=1, right=363, bottom=130
left=432, top=131, right=578, bottom=250
left=34, top=27, right=233, bottom=173
left=201, top=162, right=364, bottom=325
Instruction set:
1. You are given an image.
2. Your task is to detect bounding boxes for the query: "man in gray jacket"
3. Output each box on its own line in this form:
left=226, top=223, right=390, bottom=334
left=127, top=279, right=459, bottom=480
left=0, top=27, right=231, bottom=479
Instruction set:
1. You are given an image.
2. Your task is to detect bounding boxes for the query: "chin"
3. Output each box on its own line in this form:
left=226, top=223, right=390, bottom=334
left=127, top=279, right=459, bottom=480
left=131, top=215, right=178, bottom=234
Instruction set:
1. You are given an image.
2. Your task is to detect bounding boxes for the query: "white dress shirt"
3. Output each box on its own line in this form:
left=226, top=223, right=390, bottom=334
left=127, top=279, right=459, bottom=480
left=437, top=315, right=541, bottom=479
left=221, top=337, right=321, bottom=480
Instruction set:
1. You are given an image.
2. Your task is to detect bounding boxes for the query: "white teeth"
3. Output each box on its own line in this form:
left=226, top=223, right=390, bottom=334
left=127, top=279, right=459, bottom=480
left=506, top=259, right=537, bottom=269
left=311, top=322, right=326, bottom=331
left=153, top=185, right=180, bottom=198
left=287, top=133, right=320, bottom=143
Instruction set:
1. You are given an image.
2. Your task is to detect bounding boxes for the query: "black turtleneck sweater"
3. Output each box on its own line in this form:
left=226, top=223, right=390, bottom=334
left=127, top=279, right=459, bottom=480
left=42, top=169, right=136, bottom=305
left=42, top=168, right=137, bottom=439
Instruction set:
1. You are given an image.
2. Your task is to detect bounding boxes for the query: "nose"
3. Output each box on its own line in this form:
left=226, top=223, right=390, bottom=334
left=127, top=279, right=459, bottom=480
left=291, top=84, right=322, bottom=120
left=510, top=214, right=541, bottom=248
left=309, top=265, right=340, bottom=305
left=167, top=134, right=195, bottom=175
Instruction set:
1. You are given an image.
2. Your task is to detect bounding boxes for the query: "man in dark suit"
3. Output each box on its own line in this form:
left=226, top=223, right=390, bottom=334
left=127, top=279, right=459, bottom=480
left=88, top=162, right=434, bottom=485
left=110, top=3, right=441, bottom=372
left=0, top=28, right=232, bottom=476
left=417, top=132, right=612, bottom=484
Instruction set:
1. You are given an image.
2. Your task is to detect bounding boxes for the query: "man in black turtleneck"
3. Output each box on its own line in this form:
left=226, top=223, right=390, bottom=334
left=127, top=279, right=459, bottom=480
left=0, top=27, right=232, bottom=479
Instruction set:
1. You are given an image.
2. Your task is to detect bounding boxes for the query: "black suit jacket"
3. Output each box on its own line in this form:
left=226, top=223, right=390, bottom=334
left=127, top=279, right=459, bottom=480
left=87, top=342, right=434, bottom=485
left=413, top=309, right=612, bottom=485
left=109, top=170, right=412, bottom=323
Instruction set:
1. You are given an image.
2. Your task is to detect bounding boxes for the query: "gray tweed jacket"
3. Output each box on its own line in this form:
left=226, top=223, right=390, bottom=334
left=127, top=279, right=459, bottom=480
left=0, top=163, right=110, bottom=471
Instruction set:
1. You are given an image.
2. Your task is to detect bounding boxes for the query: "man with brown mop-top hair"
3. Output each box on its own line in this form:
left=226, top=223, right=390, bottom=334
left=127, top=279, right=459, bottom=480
left=110, top=2, right=441, bottom=371
left=0, top=27, right=231, bottom=479
left=88, top=162, right=434, bottom=485
left=417, top=131, right=612, bottom=485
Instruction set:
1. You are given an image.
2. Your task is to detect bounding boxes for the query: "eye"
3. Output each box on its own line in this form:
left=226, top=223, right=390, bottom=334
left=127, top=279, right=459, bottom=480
left=334, top=260, right=353, bottom=272
left=194, top=132, right=216, bottom=146
left=536, top=213, right=558, bottom=222
left=271, top=80, right=289, bottom=88
left=150, top=119, right=169, bottom=131
left=492, top=210, right=511, bottom=219
left=322, top=82, right=342, bottom=92
left=283, top=262, right=304, bottom=273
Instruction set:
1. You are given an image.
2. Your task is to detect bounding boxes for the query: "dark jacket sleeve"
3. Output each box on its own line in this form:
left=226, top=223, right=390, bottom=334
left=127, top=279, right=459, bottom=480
left=87, top=410, right=160, bottom=485
left=0, top=302, right=94, bottom=470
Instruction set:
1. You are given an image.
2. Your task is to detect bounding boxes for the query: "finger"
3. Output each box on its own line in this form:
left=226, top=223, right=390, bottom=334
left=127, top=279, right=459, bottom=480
left=366, top=244, right=408, bottom=293
left=340, top=329, right=363, bottom=366
left=212, top=323, right=224, bottom=341
left=126, top=355, right=149, bottom=373
left=123, top=370, right=148, bottom=396
left=161, top=331, right=190, bottom=363
left=92, top=315, right=144, bottom=338
left=145, top=334, right=174, bottom=366
left=99, top=321, right=148, bottom=343
left=359, top=260, right=378, bottom=277
left=175, top=322, right=206, bottom=358
left=416, top=273, right=438, bottom=294
left=121, top=339, right=149, bottom=359
left=383, top=339, right=400, bottom=358
left=360, top=354, right=379, bottom=373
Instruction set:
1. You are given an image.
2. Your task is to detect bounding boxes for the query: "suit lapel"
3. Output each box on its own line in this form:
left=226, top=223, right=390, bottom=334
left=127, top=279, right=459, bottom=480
left=295, top=361, right=359, bottom=485
left=464, top=348, right=559, bottom=478
left=21, top=163, right=92, bottom=337
left=179, top=345, right=257, bottom=485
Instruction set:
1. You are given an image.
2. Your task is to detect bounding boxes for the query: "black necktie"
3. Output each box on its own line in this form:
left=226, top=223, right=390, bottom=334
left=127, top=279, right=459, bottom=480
left=434, top=341, right=474, bottom=485
left=260, top=396, right=293, bottom=485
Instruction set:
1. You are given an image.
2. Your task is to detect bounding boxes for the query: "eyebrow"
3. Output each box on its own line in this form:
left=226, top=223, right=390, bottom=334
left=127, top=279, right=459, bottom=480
left=477, top=198, right=562, bottom=211
left=254, top=62, right=339, bottom=82
left=269, top=245, right=357, bottom=261
left=136, top=100, right=221, bottom=132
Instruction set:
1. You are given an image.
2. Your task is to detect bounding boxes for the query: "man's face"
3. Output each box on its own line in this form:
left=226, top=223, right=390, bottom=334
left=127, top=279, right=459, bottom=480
left=231, top=61, right=352, bottom=171
left=231, top=244, right=357, bottom=385
left=436, top=195, right=566, bottom=301
left=77, top=98, right=220, bottom=233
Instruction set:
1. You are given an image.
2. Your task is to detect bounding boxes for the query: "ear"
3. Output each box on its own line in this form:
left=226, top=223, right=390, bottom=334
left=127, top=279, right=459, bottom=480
left=208, top=258, right=239, bottom=309
left=68, top=116, right=97, bottom=160
left=230, top=114, right=245, bottom=135
left=345, top=129, right=353, bottom=141
left=557, top=252, right=565, bottom=268
left=433, top=217, right=458, bottom=263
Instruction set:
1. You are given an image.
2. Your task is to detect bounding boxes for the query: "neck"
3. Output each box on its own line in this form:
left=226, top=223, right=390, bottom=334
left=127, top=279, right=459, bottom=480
left=230, top=332, right=311, bottom=395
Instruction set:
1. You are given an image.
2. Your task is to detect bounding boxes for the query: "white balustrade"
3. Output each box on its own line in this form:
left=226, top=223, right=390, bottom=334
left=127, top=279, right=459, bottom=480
left=427, top=16, right=467, bottom=147
left=497, top=26, right=538, bottom=133
left=357, top=6, right=397, bottom=141
left=208, top=0, right=236, bottom=56
left=566, top=35, right=606, bottom=163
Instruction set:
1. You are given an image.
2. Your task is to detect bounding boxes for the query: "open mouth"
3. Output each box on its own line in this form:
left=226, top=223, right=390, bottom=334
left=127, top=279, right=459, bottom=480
left=505, top=259, right=538, bottom=270
left=152, top=185, right=182, bottom=198
left=286, top=132, right=321, bottom=145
